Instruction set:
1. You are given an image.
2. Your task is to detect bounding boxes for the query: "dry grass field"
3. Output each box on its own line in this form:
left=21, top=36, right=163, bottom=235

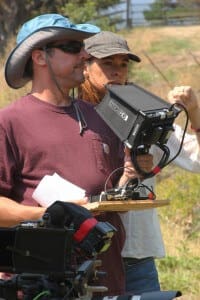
left=123, top=25, right=200, bottom=97
left=0, top=24, right=200, bottom=299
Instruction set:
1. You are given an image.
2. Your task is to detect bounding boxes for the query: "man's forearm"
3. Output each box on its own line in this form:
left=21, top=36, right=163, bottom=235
left=0, top=196, right=46, bottom=227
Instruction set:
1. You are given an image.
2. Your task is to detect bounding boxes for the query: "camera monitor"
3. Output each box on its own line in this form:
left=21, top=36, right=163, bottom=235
left=95, top=83, right=179, bottom=150
left=95, top=83, right=182, bottom=178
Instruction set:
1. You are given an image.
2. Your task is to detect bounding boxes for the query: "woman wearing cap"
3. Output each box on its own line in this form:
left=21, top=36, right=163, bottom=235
left=79, top=31, right=200, bottom=294
left=0, top=15, right=137, bottom=296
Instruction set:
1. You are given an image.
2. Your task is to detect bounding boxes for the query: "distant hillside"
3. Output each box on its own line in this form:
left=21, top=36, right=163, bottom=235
left=122, top=25, right=200, bottom=100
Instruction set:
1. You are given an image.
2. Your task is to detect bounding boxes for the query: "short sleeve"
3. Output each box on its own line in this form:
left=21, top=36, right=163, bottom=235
left=0, top=124, right=17, bottom=197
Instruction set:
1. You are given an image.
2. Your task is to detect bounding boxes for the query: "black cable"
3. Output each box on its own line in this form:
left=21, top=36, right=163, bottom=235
left=130, top=102, right=188, bottom=179
left=164, top=103, right=189, bottom=167
left=103, top=166, right=130, bottom=192
left=131, top=143, right=170, bottom=179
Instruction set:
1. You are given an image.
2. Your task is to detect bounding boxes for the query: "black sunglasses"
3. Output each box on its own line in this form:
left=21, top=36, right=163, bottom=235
left=45, top=41, right=84, bottom=54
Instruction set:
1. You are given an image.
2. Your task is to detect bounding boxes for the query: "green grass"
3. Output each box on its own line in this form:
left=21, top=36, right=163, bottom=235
left=129, top=67, right=156, bottom=86
left=157, top=166, right=200, bottom=221
left=156, top=255, right=200, bottom=294
left=156, top=166, right=200, bottom=297
left=148, top=37, right=192, bottom=55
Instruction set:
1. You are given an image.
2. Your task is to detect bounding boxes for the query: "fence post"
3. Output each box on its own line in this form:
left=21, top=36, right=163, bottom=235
left=126, top=0, right=132, bottom=28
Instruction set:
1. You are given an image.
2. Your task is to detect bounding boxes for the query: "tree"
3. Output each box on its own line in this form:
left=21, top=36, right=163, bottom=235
left=0, top=0, right=66, bottom=53
left=0, top=0, right=121, bottom=53
left=61, top=0, right=121, bottom=31
left=143, top=0, right=170, bottom=22
left=143, top=0, right=200, bottom=23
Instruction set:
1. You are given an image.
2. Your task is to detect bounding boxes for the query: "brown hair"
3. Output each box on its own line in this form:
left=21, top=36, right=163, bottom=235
left=78, top=58, right=130, bottom=104
left=78, top=78, right=104, bottom=105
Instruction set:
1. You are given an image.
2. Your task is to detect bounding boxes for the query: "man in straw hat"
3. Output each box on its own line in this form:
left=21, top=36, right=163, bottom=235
left=0, top=14, right=137, bottom=295
left=78, top=30, right=200, bottom=294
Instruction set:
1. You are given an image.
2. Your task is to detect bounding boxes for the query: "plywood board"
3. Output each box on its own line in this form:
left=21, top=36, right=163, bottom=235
left=83, top=199, right=170, bottom=212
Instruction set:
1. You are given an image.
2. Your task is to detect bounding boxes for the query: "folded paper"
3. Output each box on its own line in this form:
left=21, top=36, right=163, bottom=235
left=32, top=173, right=86, bottom=207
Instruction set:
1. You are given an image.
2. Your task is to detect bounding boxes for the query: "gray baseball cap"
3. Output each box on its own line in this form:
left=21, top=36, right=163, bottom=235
left=85, top=31, right=141, bottom=62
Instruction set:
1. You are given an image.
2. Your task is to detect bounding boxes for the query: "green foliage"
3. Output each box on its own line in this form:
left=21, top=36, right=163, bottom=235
left=154, top=92, right=200, bottom=297
left=61, top=0, right=120, bottom=30
left=157, top=165, right=200, bottom=218
left=61, top=0, right=120, bottom=10
left=61, top=1, right=97, bottom=23
left=164, top=68, right=178, bottom=83
left=144, top=0, right=167, bottom=21
left=0, top=0, right=121, bottom=53
left=144, top=0, right=200, bottom=23
left=156, top=255, right=200, bottom=294
left=129, top=68, right=156, bottom=86
left=148, top=37, right=191, bottom=55
left=157, top=165, right=200, bottom=244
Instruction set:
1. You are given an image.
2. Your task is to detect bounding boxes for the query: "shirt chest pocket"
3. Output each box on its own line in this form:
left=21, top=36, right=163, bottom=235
left=91, top=134, right=116, bottom=174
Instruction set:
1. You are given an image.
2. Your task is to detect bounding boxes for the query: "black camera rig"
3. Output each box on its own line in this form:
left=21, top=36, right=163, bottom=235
left=0, top=201, right=182, bottom=300
left=0, top=201, right=116, bottom=299
left=96, top=83, right=188, bottom=180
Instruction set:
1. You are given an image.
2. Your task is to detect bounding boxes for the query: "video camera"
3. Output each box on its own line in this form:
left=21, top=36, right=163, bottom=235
left=0, top=201, right=116, bottom=299
left=0, top=201, right=182, bottom=300
left=95, top=83, right=187, bottom=179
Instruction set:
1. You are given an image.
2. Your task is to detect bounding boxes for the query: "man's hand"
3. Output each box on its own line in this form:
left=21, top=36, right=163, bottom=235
left=136, top=153, right=154, bottom=173
left=45, top=201, right=116, bottom=256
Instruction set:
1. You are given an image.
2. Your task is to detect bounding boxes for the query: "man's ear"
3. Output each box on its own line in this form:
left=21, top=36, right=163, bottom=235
left=31, top=49, right=47, bottom=66
left=83, top=65, right=89, bottom=79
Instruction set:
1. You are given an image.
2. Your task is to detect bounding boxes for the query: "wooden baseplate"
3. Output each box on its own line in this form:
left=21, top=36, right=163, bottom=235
left=83, top=199, right=170, bottom=212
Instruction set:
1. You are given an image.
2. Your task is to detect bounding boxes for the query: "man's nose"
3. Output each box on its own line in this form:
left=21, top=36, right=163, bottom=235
left=79, top=48, right=90, bottom=60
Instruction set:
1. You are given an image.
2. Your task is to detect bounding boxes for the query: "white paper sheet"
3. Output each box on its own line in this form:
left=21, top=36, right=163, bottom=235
left=32, top=173, right=86, bottom=207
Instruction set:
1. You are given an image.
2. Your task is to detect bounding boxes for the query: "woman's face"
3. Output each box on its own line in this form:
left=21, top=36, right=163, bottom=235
left=84, top=54, right=129, bottom=95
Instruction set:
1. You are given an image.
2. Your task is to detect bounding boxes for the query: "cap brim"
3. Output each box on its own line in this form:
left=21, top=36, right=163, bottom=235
left=88, top=47, right=141, bottom=62
left=5, top=27, right=98, bottom=89
left=141, top=290, right=182, bottom=300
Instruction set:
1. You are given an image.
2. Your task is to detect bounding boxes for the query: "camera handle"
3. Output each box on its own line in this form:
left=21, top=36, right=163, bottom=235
left=131, top=143, right=170, bottom=179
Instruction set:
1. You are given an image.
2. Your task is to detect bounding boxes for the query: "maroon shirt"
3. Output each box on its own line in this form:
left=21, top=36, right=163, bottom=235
left=0, top=95, right=125, bottom=295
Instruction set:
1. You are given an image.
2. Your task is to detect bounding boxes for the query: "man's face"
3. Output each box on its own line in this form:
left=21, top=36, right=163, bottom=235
left=84, top=54, right=129, bottom=95
left=44, top=40, right=90, bottom=89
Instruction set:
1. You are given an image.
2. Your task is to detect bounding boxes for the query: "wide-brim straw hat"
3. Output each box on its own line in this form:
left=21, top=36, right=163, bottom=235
left=85, top=31, right=141, bottom=62
left=5, top=13, right=100, bottom=89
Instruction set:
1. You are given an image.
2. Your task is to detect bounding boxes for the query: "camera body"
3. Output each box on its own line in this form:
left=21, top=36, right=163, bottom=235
left=0, top=201, right=118, bottom=299
left=0, top=223, right=73, bottom=275
left=95, top=83, right=179, bottom=150
left=96, top=83, right=182, bottom=178
left=0, top=219, right=110, bottom=299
